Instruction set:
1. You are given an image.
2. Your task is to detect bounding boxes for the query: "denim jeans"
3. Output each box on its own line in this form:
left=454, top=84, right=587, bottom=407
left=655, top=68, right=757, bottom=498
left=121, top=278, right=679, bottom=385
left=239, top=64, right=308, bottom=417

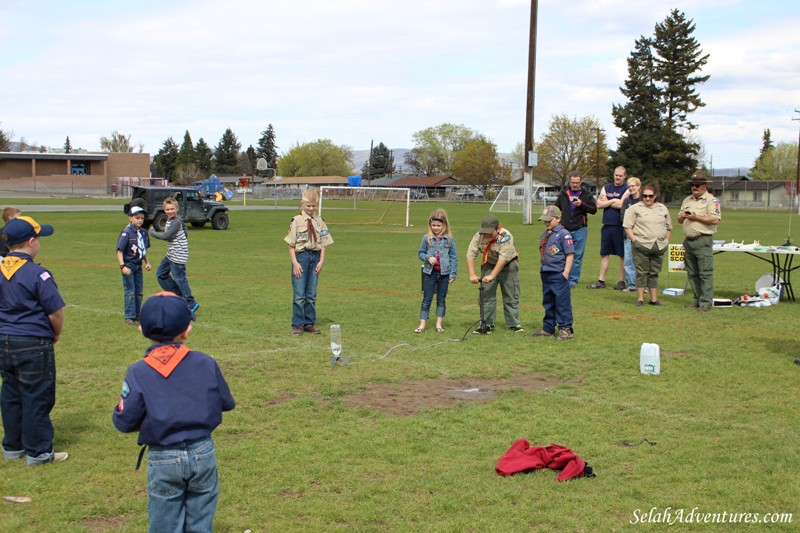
left=623, top=237, right=636, bottom=290
left=568, top=226, right=587, bottom=285
left=147, top=437, right=218, bottom=533
left=541, top=271, right=573, bottom=333
left=291, top=250, right=320, bottom=328
left=156, top=257, right=196, bottom=307
left=420, top=270, right=449, bottom=319
left=122, top=264, right=144, bottom=319
left=0, top=335, right=56, bottom=464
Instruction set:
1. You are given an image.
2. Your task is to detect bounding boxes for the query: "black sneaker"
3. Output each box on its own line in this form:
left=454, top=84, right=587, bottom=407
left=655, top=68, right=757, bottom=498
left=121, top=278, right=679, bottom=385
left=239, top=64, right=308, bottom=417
left=473, top=325, right=494, bottom=334
left=509, top=325, right=525, bottom=333
left=586, top=280, right=606, bottom=289
left=613, top=281, right=626, bottom=290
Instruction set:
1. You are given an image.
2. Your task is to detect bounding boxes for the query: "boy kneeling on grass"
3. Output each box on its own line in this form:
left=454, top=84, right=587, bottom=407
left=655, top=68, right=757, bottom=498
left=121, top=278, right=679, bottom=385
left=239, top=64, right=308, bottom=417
left=113, top=291, right=236, bottom=532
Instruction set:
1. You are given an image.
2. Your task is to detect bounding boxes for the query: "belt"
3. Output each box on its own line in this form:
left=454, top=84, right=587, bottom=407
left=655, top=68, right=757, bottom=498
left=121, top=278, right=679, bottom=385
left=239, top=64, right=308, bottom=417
left=487, top=256, right=518, bottom=267
left=685, top=234, right=711, bottom=241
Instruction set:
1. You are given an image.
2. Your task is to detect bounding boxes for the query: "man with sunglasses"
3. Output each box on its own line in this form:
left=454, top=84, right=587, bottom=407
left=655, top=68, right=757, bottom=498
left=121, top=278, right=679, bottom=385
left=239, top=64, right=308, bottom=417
left=678, top=171, right=721, bottom=312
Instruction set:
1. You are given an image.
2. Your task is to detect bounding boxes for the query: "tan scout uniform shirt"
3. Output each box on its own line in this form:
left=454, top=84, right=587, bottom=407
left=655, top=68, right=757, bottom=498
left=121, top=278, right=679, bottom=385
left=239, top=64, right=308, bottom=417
left=284, top=213, right=334, bottom=252
left=466, top=228, right=517, bottom=265
left=679, top=191, right=721, bottom=238
left=622, top=202, right=673, bottom=250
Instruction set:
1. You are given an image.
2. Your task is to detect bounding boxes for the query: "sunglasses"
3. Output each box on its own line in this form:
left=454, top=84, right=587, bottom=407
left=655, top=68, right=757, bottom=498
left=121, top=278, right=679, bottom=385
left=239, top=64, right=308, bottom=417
left=690, top=184, right=704, bottom=189
left=642, top=194, right=655, bottom=198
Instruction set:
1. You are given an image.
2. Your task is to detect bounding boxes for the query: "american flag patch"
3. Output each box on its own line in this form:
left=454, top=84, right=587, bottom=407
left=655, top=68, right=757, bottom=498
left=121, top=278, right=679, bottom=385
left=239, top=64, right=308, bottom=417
left=39, top=272, right=52, bottom=281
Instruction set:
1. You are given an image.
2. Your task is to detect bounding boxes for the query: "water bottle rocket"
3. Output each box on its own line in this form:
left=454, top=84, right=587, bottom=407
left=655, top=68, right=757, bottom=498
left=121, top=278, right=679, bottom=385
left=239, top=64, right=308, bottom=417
left=330, top=324, right=351, bottom=368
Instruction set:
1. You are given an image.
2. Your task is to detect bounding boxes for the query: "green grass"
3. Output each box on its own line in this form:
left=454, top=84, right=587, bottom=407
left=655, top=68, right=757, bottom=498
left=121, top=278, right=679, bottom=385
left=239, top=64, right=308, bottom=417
left=1, top=199, right=798, bottom=532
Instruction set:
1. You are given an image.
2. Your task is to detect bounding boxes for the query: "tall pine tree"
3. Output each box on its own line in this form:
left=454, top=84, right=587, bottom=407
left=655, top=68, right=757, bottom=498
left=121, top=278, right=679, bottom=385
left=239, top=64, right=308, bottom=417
left=195, top=138, right=213, bottom=176
left=361, top=142, right=395, bottom=181
left=213, top=128, right=242, bottom=174
left=154, top=137, right=179, bottom=180
left=611, top=9, right=708, bottom=197
left=256, top=124, right=279, bottom=177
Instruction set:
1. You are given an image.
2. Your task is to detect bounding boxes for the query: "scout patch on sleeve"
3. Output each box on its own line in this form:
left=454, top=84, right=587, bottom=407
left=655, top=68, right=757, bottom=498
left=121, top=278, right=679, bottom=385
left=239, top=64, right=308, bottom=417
left=320, top=230, right=330, bottom=237
left=498, top=234, right=511, bottom=244
left=120, top=379, right=130, bottom=398
left=712, top=198, right=720, bottom=215
left=39, top=271, right=52, bottom=282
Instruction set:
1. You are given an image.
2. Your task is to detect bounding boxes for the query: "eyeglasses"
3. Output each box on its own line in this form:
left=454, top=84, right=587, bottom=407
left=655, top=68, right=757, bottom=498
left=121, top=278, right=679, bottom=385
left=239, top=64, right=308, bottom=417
left=690, top=184, right=704, bottom=189
left=642, top=194, right=655, bottom=198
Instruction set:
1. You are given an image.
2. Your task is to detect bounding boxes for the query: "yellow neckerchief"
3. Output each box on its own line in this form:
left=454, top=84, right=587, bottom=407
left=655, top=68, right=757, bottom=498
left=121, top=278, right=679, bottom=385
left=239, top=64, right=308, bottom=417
left=144, top=344, right=190, bottom=378
left=1, top=255, right=28, bottom=281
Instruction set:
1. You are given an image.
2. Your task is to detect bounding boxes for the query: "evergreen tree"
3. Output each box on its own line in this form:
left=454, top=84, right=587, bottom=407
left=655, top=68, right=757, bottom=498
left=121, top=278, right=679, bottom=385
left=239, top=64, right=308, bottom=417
left=611, top=10, right=708, bottom=197
left=176, top=130, right=196, bottom=167
left=256, top=124, right=278, bottom=177
left=154, top=137, right=179, bottom=180
left=64, top=136, right=72, bottom=154
left=752, top=128, right=774, bottom=171
left=360, top=142, right=396, bottom=182
left=194, top=138, right=213, bottom=176
left=213, top=128, right=241, bottom=174
left=652, top=9, right=710, bottom=130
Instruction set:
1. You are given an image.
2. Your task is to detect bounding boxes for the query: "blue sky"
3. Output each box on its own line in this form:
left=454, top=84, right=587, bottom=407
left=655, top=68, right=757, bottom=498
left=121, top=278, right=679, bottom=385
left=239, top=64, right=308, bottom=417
left=1, top=0, right=799, bottom=169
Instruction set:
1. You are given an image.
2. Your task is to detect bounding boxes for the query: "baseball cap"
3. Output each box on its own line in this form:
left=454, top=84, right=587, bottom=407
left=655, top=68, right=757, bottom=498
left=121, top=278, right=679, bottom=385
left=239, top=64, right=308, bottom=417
left=479, top=215, right=499, bottom=234
left=129, top=206, right=145, bottom=216
left=139, top=292, right=193, bottom=342
left=538, top=205, right=562, bottom=222
left=690, top=170, right=708, bottom=185
left=2, top=216, right=55, bottom=245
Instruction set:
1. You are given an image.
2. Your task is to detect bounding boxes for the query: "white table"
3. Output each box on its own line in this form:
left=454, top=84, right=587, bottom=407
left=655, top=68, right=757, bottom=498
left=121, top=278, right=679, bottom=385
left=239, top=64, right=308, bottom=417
left=712, top=245, right=800, bottom=302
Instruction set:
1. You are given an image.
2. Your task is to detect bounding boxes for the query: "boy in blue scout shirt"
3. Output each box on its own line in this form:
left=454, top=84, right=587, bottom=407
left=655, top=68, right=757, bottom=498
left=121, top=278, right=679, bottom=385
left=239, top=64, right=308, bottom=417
left=1, top=216, right=68, bottom=465
left=117, top=206, right=151, bottom=325
left=533, top=206, right=575, bottom=341
left=113, top=291, right=235, bottom=533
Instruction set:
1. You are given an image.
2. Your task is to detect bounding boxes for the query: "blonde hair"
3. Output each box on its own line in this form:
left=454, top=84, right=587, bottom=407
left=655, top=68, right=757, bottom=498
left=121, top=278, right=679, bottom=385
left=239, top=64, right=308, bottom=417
left=2, top=207, right=21, bottom=223
left=163, top=197, right=178, bottom=208
left=626, top=177, right=641, bottom=188
left=426, top=208, right=452, bottom=240
left=301, top=188, right=319, bottom=205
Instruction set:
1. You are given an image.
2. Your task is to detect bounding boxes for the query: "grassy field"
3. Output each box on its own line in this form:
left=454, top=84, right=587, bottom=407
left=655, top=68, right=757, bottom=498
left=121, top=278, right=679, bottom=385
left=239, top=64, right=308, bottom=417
left=0, top=198, right=798, bottom=532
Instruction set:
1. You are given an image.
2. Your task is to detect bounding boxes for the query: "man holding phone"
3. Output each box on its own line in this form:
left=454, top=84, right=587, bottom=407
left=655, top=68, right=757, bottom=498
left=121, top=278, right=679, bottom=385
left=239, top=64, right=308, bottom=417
left=678, top=170, right=721, bottom=312
left=555, top=172, right=597, bottom=288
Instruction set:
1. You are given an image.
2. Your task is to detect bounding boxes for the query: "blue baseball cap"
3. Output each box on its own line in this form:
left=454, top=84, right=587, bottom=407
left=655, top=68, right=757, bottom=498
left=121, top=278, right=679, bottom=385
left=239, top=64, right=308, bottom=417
left=140, top=292, right=193, bottom=342
left=2, top=216, right=55, bottom=245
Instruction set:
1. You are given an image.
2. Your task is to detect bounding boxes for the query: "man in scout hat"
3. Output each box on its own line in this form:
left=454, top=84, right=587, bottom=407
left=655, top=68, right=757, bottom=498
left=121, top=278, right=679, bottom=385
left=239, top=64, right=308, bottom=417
left=677, top=170, right=721, bottom=312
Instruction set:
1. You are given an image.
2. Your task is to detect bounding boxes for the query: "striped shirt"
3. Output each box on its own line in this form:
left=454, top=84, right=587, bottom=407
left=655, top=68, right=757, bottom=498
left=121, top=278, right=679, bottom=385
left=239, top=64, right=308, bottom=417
left=151, top=217, right=189, bottom=264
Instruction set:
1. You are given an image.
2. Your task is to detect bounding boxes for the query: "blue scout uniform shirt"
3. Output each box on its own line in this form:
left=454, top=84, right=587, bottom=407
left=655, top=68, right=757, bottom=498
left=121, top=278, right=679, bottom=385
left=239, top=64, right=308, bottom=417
left=0, top=252, right=66, bottom=337
left=113, top=343, right=236, bottom=446
left=117, top=224, right=150, bottom=267
left=539, top=225, right=575, bottom=274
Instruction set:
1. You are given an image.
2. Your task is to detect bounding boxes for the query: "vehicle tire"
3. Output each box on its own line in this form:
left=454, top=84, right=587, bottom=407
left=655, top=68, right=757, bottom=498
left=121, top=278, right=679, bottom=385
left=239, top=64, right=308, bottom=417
left=211, top=212, right=229, bottom=230
left=191, top=222, right=206, bottom=228
left=152, top=212, right=168, bottom=232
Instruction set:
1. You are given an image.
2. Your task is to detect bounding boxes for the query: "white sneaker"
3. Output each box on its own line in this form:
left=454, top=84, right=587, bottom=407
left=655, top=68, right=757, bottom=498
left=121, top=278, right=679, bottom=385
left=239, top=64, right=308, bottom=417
left=52, top=452, right=69, bottom=462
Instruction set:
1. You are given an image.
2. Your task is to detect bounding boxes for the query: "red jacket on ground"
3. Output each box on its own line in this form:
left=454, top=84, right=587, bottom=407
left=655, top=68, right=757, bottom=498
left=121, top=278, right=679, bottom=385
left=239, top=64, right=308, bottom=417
left=496, top=438, right=588, bottom=482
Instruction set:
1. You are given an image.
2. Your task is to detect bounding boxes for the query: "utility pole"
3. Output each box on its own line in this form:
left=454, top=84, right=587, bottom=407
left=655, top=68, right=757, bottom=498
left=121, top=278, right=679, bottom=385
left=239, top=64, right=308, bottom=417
left=522, top=0, right=538, bottom=224
left=794, top=110, right=800, bottom=212
left=592, top=127, right=602, bottom=188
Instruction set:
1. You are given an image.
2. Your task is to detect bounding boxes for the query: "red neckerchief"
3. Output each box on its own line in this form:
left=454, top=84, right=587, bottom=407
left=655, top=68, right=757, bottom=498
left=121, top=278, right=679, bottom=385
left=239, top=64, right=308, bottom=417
left=144, top=344, right=190, bottom=378
left=539, top=230, right=552, bottom=262
left=305, top=215, right=317, bottom=243
left=482, top=226, right=503, bottom=265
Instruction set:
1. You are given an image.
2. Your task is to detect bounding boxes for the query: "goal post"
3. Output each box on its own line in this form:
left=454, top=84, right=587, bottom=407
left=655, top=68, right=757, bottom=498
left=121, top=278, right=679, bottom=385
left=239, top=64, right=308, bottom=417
left=490, top=185, right=545, bottom=214
left=319, top=186, right=411, bottom=226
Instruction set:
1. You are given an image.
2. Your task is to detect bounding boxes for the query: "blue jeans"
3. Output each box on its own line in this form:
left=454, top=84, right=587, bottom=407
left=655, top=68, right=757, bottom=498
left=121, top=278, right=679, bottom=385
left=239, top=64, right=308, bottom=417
left=0, top=335, right=57, bottom=464
left=568, top=226, right=587, bottom=285
left=623, top=237, right=636, bottom=290
left=420, top=270, right=449, bottom=319
left=541, top=271, right=573, bottom=333
left=156, top=257, right=196, bottom=307
left=122, top=264, right=144, bottom=319
left=147, top=437, right=219, bottom=533
left=291, top=251, right=320, bottom=328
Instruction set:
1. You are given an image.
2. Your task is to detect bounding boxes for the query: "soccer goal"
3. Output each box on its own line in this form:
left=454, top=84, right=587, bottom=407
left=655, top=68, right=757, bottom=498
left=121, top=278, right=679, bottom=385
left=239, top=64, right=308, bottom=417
left=319, top=186, right=411, bottom=226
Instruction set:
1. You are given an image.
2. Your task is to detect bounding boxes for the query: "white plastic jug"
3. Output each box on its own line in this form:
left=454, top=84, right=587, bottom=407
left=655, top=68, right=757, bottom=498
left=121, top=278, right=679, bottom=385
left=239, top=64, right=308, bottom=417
left=640, top=343, right=660, bottom=375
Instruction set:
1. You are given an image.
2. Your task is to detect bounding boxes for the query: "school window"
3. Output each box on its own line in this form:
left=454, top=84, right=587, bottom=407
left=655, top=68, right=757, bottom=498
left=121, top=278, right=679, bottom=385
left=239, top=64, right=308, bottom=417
left=730, top=192, right=739, bottom=201
left=753, top=191, right=762, bottom=202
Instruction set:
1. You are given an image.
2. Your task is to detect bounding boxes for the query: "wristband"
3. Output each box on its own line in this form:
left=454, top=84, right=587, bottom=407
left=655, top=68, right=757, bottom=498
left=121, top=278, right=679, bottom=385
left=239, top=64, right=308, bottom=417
left=120, top=264, right=125, bottom=269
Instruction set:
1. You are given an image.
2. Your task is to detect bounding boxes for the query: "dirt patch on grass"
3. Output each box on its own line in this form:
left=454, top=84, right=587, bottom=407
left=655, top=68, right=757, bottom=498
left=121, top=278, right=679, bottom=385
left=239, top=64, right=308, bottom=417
left=345, top=372, right=564, bottom=416
left=83, top=514, right=128, bottom=532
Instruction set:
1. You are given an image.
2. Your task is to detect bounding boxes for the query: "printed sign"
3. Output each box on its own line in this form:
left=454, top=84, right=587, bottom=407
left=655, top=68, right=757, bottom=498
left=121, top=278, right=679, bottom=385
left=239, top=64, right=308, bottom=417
left=668, top=244, right=686, bottom=272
